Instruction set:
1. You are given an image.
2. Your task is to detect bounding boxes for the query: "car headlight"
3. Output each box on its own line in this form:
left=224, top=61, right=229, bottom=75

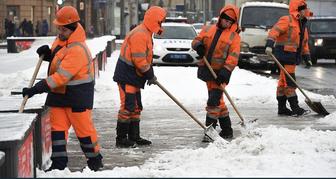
left=240, top=42, right=249, bottom=52
left=314, top=39, right=323, bottom=46
left=154, top=45, right=164, bottom=52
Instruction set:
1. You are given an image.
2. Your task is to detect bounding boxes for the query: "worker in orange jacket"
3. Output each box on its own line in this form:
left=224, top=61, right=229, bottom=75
left=22, top=6, right=103, bottom=171
left=192, top=5, right=240, bottom=141
left=113, top=6, right=166, bottom=148
left=265, top=0, right=313, bottom=116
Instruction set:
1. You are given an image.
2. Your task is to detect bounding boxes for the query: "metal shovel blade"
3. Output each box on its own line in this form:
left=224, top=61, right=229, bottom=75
left=305, top=99, right=329, bottom=116
left=204, top=126, right=221, bottom=141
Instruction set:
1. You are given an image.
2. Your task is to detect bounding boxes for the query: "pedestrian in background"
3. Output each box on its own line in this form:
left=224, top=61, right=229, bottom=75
left=265, top=0, right=312, bottom=116
left=22, top=6, right=103, bottom=171
left=192, top=4, right=241, bottom=142
left=42, top=19, right=49, bottom=36
left=113, top=6, right=166, bottom=148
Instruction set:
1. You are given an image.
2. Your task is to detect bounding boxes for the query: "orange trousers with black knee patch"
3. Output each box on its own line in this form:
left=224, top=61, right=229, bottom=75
left=50, top=107, right=100, bottom=153
left=117, top=83, right=142, bottom=122
left=206, top=81, right=229, bottom=119
left=277, top=64, right=297, bottom=97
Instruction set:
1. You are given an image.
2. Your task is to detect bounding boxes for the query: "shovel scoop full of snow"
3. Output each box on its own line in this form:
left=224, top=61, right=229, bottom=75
left=204, top=125, right=222, bottom=141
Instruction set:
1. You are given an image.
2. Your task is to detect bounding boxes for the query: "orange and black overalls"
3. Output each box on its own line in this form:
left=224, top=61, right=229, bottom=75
left=45, top=23, right=101, bottom=168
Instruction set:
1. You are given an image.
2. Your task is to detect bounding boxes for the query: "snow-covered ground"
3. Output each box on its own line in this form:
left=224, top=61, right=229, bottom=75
left=1, top=37, right=336, bottom=177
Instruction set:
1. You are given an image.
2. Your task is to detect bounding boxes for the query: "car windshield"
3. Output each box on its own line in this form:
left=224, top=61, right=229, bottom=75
left=154, top=26, right=197, bottom=39
left=309, top=19, right=336, bottom=34
left=241, top=7, right=288, bottom=28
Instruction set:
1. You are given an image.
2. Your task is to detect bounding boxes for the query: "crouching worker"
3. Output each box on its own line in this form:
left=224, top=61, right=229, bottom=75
left=192, top=4, right=241, bottom=141
left=113, top=6, right=167, bottom=148
left=22, top=6, right=103, bottom=171
left=265, top=0, right=313, bottom=116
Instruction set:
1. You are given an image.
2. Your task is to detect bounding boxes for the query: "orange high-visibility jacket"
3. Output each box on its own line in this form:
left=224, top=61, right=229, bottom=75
left=45, top=23, right=95, bottom=109
left=113, top=7, right=166, bottom=88
left=267, top=0, right=310, bottom=56
left=192, top=5, right=240, bottom=74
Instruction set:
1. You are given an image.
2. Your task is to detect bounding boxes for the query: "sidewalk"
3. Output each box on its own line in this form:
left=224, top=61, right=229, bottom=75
left=66, top=103, right=336, bottom=171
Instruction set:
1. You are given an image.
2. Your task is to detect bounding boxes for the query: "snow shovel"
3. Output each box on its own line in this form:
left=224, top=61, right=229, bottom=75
left=155, top=81, right=221, bottom=141
left=269, top=53, right=329, bottom=116
left=203, top=57, right=258, bottom=127
left=18, top=56, right=44, bottom=113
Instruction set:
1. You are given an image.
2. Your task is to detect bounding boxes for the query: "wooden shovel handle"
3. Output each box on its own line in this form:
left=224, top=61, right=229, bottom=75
left=19, top=56, right=44, bottom=113
left=203, top=57, right=245, bottom=125
left=268, top=53, right=312, bottom=103
left=156, top=81, right=206, bottom=129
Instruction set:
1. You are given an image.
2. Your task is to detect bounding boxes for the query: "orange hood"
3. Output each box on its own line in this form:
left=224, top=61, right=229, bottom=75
left=289, top=0, right=313, bottom=19
left=217, top=4, right=240, bottom=32
left=143, top=6, right=167, bottom=35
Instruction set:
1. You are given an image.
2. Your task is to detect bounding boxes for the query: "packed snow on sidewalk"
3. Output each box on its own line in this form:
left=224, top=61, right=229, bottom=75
left=0, top=37, right=336, bottom=177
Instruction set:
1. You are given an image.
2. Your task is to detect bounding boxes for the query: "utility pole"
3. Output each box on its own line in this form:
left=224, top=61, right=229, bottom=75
left=120, top=0, right=125, bottom=38
left=183, top=0, right=187, bottom=17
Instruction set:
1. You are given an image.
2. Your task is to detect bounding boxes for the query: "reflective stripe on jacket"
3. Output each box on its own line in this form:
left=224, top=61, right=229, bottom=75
left=45, top=24, right=94, bottom=109
left=113, top=24, right=153, bottom=88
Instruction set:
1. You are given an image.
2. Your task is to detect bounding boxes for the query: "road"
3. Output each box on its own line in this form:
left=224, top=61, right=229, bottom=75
left=254, top=59, right=336, bottom=97
left=65, top=56, right=336, bottom=172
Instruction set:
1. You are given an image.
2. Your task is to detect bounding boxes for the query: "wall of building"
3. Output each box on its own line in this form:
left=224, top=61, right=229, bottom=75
left=0, top=0, right=93, bottom=38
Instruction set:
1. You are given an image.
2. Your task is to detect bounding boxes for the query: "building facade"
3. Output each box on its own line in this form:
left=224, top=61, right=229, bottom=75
left=0, top=0, right=94, bottom=38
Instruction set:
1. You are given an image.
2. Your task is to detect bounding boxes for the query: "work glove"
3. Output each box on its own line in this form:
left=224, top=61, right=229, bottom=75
left=143, top=66, right=157, bottom=86
left=22, top=80, right=50, bottom=98
left=147, top=76, right=157, bottom=86
left=195, top=44, right=206, bottom=58
left=265, top=39, right=275, bottom=55
left=215, top=68, right=231, bottom=85
left=303, top=54, right=312, bottom=69
left=265, top=47, right=273, bottom=55
left=36, top=45, right=51, bottom=62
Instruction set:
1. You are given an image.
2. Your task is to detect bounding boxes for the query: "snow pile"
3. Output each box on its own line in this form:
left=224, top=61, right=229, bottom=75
left=37, top=126, right=336, bottom=177
left=318, top=111, right=336, bottom=126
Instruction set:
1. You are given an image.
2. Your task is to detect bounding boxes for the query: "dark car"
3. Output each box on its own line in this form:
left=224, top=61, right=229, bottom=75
left=307, top=17, right=336, bottom=64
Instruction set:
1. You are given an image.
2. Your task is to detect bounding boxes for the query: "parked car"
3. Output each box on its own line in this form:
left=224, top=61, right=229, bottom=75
left=192, top=23, right=204, bottom=34
left=238, top=2, right=289, bottom=73
left=165, top=16, right=188, bottom=23
left=307, top=16, right=336, bottom=64
left=152, top=23, right=199, bottom=66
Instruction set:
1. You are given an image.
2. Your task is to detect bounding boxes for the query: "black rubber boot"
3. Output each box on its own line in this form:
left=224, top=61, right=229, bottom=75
left=116, top=121, right=136, bottom=148
left=45, top=157, right=68, bottom=172
left=277, top=96, right=293, bottom=116
left=129, top=120, right=152, bottom=146
left=45, top=131, right=68, bottom=172
left=288, top=96, right=306, bottom=116
left=202, top=116, right=218, bottom=142
left=87, top=153, right=104, bottom=172
left=218, top=116, right=233, bottom=139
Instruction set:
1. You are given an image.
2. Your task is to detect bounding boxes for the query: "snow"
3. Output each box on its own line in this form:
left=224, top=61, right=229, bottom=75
left=0, top=113, right=36, bottom=141
left=0, top=37, right=336, bottom=177
left=242, top=1, right=289, bottom=8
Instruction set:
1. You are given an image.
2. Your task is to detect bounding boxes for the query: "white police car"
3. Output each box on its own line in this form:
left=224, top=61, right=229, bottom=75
left=152, top=23, right=199, bottom=66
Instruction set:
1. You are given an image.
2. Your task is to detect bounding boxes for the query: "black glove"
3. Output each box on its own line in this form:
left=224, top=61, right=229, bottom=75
left=143, top=66, right=157, bottom=86
left=303, top=54, right=312, bottom=69
left=215, top=68, right=231, bottom=85
left=147, top=75, right=157, bottom=86
left=36, top=45, right=51, bottom=62
left=195, top=44, right=206, bottom=58
left=22, top=80, right=50, bottom=98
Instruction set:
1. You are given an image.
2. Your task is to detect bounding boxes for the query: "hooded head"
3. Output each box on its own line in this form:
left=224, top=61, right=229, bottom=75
left=143, top=6, right=167, bottom=35
left=289, top=0, right=313, bottom=19
left=217, top=4, right=239, bottom=31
